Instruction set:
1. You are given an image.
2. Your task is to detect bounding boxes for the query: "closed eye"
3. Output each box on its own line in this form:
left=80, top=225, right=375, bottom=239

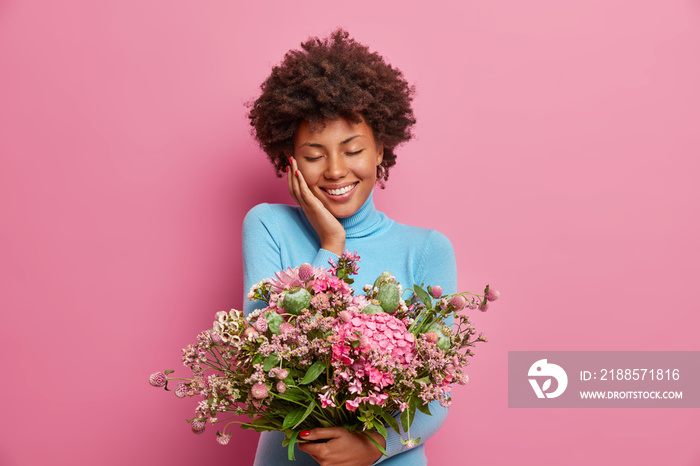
left=347, top=150, right=364, bottom=155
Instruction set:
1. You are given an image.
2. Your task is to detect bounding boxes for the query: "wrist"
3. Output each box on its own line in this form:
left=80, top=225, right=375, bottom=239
left=321, top=235, right=345, bottom=255
left=368, top=432, right=386, bottom=463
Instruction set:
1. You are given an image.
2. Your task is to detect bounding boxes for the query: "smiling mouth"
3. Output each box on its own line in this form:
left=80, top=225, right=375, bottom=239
left=322, top=183, right=358, bottom=196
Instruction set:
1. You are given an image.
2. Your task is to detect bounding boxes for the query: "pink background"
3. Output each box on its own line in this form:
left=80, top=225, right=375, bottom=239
left=1, top=1, right=699, bottom=465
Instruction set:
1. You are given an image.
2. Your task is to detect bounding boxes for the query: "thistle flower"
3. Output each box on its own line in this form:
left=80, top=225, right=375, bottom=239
left=191, top=419, right=206, bottom=435
left=254, top=315, right=268, bottom=333
left=277, top=368, right=289, bottom=380
left=424, top=332, right=439, bottom=344
left=149, top=372, right=167, bottom=387
left=486, top=288, right=500, bottom=302
left=449, top=295, right=467, bottom=310
left=251, top=382, right=268, bottom=399
left=216, top=432, right=231, bottom=445
left=175, top=383, right=188, bottom=398
left=276, top=381, right=287, bottom=393
left=430, top=285, right=443, bottom=298
left=478, top=302, right=489, bottom=312
left=299, top=263, right=314, bottom=281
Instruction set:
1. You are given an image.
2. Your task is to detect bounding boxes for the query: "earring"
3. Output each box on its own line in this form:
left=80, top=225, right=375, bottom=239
left=376, top=164, right=387, bottom=180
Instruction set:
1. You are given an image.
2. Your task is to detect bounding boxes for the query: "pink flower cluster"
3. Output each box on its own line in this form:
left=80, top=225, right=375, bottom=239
left=325, top=311, right=418, bottom=411
left=333, top=311, right=416, bottom=367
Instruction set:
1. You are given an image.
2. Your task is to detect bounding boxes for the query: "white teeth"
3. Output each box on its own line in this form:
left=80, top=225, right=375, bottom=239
left=326, top=184, right=357, bottom=195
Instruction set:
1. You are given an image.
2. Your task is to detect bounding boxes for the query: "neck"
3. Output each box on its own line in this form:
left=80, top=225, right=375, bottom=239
left=337, top=190, right=383, bottom=238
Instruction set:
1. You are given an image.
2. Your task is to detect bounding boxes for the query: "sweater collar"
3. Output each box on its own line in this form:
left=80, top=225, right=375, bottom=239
left=337, top=190, right=385, bottom=238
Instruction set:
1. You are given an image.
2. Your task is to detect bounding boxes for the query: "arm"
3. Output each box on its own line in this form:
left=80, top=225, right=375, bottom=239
left=375, top=229, right=458, bottom=463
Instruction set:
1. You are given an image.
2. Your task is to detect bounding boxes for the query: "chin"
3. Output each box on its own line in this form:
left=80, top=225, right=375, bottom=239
left=329, top=206, right=356, bottom=219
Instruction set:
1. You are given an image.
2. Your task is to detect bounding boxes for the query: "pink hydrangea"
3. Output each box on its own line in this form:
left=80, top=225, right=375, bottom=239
left=332, top=311, right=416, bottom=367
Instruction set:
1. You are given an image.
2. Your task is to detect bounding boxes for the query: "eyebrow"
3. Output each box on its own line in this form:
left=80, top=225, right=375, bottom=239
left=299, top=135, right=365, bottom=148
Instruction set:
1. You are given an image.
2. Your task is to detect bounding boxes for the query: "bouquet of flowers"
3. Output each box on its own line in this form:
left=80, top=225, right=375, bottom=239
left=149, top=252, right=498, bottom=460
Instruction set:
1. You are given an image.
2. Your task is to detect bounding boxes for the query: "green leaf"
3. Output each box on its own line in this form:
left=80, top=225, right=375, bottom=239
left=409, top=396, right=432, bottom=416
left=376, top=408, right=400, bottom=434
left=413, top=285, right=433, bottom=309
left=263, top=353, right=279, bottom=372
left=293, top=400, right=316, bottom=429
left=299, top=361, right=326, bottom=385
left=164, top=369, right=175, bottom=375
left=282, top=408, right=306, bottom=430
left=413, top=376, right=431, bottom=385
left=372, top=419, right=388, bottom=439
left=287, top=430, right=299, bottom=461
left=362, top=431, right=387, bottom=457
left=275, top=387, right=307, bottom=402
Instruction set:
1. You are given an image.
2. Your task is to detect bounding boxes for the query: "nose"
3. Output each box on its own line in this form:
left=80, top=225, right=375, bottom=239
left=324, top=153, right=348, bottom=180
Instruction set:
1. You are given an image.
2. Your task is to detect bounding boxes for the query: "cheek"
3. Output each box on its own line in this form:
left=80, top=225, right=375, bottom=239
left=299, top=166, right=321, bottom=186
left=359, top=161, right=378, bottom=179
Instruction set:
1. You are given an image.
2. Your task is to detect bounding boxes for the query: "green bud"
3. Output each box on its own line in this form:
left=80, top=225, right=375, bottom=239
left=361, top=304, right=384, bottom=314
left=377, top=282, right=400, bottom=313
left=282, top=288, right=311, bottom=315
left=426, top=323, right=451, bottom=350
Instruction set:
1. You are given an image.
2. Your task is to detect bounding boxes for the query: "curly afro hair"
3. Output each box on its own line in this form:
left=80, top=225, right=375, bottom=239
left=247, top=29, right=416, bottom=184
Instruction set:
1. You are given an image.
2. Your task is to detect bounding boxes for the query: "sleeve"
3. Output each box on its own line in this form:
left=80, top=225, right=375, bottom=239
left=242, top=203, right=284, bottom=316
left=374, top=229, right=457, bottom=464
left=241, top=203, right=340, bottom=316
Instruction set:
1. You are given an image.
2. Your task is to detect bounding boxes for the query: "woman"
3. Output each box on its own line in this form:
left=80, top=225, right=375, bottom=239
left=243, top=29, right=457, bottom=466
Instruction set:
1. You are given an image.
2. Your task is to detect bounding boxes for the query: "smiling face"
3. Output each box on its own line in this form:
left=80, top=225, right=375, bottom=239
left=292, top=117, right=383, bottom=219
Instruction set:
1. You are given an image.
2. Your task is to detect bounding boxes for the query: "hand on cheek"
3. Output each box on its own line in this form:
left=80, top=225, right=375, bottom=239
left=287, top=156, right=346, bottom=255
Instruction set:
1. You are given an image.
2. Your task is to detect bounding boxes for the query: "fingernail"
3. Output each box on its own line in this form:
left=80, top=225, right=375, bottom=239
left=300, top=430, right=310, bottom=438
left=288, top=156, right=293, bottom=165
left=286, top=166, right=289, bottom=172
left=295, top=170, right=300, bottom=177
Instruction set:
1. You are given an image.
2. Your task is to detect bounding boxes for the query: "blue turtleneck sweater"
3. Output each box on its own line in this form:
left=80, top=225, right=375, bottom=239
left=241, top=191, right=457, bottom=466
